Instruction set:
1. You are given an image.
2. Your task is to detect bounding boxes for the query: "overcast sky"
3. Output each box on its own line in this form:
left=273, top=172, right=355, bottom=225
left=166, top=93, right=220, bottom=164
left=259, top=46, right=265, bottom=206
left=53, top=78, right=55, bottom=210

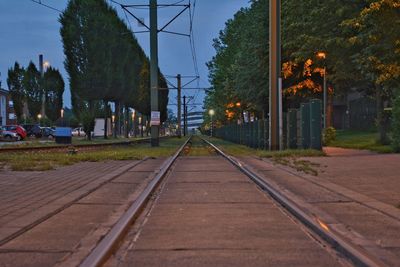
left=0, top=0, right=250, bottom=115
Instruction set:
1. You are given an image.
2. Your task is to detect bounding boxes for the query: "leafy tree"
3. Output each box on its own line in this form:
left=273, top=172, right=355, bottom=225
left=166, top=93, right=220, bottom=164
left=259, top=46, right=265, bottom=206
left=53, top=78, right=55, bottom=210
left=23, top=62, right=41, bottom=119
left=60, top=0, right=168, bottom=139
left=7, top=62, right=25, bottom=121
left=44, top=67, right=64, bottom=122
left=346, top=0, right=400, bottom=144
left=205, top=0, right=269, bottom=126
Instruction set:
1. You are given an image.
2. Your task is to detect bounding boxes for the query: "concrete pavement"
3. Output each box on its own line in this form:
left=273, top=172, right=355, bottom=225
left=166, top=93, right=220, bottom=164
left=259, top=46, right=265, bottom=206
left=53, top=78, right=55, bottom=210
left=112, top=156, right=343, bottom=267
left=239, top=148, right=400, bottom=266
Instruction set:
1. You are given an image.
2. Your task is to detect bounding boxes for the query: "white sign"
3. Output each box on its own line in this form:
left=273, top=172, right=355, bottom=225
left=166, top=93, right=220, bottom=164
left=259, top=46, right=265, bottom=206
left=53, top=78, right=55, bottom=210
left=150, top=111, right=160, bottom=126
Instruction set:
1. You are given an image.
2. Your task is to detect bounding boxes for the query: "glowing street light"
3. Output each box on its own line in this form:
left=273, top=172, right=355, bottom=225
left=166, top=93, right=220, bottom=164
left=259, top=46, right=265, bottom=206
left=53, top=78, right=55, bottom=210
left=209, top=109, right=215, bottom=137
left=43, top=61, right=50, bottom=69
left=60, top=108, right=64, bottom=119
left=37, top=113, right=42, bottom=126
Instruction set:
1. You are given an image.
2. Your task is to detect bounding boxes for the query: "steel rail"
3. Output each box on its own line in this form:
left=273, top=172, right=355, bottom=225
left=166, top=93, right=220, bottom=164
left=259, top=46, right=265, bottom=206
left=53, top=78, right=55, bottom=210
left=80, top=136, right=192, bottom=267
left=201, top=137, right=387, bottom=267
left=0, top=136, right=170, bottom=153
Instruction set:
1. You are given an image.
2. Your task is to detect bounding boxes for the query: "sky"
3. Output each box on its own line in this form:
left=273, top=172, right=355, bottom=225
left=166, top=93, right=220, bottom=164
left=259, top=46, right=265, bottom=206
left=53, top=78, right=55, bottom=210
left=0, top=0, right=251, bottom=116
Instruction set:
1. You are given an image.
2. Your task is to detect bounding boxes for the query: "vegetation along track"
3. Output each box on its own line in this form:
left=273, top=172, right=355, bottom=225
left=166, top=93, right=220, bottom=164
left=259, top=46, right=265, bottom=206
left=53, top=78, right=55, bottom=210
left=77, top=135, right=387, bottom=267
left=0, top=136, right=169, bottom=154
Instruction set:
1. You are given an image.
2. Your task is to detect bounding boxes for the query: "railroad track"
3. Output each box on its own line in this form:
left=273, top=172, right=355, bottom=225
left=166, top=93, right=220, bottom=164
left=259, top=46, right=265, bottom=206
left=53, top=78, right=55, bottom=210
left=0, top=136, right=168, bottom=153
left=78, top=135, right=387, bottom=267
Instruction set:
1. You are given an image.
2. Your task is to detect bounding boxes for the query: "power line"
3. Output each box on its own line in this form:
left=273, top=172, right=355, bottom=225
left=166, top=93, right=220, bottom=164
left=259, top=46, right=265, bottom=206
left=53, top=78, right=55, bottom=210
left=29, top=0, right=62, bottom=13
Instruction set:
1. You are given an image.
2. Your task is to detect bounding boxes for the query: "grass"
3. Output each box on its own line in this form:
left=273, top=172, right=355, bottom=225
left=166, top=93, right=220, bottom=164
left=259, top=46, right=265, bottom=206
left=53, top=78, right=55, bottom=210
left=205, top=136, right=324, bottom=176
left=0, top=136, right=149, bottom=149
left=183, top=136, right=217, bottom=156
left=329, top=130, right=393, bottom=153
left=0, top=137, right=185, bottom=171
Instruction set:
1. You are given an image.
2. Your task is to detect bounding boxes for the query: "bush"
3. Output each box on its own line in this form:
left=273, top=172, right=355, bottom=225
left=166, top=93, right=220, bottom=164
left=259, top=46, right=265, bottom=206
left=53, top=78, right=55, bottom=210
left=391, top=92, right=400, bottom=152
left=81, top=112, right=95, bottom=140
left=323, top=127, right=336, bottom=146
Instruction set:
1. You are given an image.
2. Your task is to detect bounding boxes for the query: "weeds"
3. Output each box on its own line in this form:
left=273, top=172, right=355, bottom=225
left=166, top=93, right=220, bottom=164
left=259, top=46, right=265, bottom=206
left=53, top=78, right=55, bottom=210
left=0, top=138, right=185, bottom=171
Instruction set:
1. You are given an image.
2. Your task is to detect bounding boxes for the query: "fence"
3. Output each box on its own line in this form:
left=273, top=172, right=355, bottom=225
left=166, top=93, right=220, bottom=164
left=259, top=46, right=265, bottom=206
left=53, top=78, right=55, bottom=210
left=215, top=119, right=269, bottom=149
left=214, top=99, right=323, bottom=150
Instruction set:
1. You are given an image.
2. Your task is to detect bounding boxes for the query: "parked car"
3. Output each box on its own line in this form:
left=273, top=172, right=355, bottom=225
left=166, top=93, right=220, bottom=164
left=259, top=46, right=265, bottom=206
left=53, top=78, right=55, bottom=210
left=0, top=127, right=19, bottom=141
left=72, top=127, right=86, bottom=137
left=41, top=127, right=55, bottom=139
left=22, top=124, right=42, bottom=138
left=3, top=125, right=27, bottom=140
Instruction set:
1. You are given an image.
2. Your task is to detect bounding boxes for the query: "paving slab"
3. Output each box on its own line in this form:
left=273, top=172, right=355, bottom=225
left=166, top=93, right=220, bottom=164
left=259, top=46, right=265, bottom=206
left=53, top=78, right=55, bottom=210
left=239, top=155, right=400, bottom=265
left=0, top=158, right=168, bottom=267
left=0, top=252, right=65, bottom=267
left=303, top=151, right=400, bottom=207
left=118, top=156, right=341, bottom=267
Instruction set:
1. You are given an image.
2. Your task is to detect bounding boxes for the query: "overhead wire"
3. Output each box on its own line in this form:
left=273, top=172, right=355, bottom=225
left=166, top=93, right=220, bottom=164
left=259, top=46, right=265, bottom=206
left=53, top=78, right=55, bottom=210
left=29, top=0, right=62, bottom=13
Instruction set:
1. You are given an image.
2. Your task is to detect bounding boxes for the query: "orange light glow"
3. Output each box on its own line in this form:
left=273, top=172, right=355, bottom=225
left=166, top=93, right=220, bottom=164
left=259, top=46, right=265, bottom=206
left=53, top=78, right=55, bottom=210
left=316, top=52, right=326, bottom=59
left=236, top=102, right=241, bottom=107
left=316, top=218, right=330, bottom=232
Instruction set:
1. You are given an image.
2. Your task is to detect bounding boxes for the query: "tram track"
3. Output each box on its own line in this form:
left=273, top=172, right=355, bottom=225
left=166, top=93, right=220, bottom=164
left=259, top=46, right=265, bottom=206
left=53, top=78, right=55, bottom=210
left=77, top=135, right=388, bottom=267
left=0, top=136, right=169, bottom=154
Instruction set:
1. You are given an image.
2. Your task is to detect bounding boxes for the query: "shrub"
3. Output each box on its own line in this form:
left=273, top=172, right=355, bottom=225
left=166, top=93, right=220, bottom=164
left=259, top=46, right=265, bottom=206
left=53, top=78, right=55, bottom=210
left=391, top=91, right=400, bottom=152
left=323, top=127, right=336, bottom=146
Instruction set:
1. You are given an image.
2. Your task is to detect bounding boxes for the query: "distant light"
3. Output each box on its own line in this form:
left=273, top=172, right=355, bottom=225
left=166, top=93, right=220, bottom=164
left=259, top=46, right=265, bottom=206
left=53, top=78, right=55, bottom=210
left=43, top=61, right=50, bottom=69
left=209, top=109, right=215, bottom=116
left=236, top=102, right=241, bottom=107
left=37, top=114, right=42, bottom=119
left=316, top=52, right=326, bottom=59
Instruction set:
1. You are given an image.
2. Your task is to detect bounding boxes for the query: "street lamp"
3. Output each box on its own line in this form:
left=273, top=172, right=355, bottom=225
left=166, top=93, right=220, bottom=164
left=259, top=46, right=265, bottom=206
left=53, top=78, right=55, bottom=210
left=37, top=114, right=42, bottom=126
left=112, top=115, right=116, bottom=138
left=60, top=108, right=64, bottom=119
left=209, top=109, right=215, bottom=137
left=131, top=111, right=136, bottom=138
left=138, top=116, right=143, bottom=137
left=39, top=55, right=50, bottom=118
left=43, top=61, right=50, bottom=69
left=317, top=51, right=327, bottom=129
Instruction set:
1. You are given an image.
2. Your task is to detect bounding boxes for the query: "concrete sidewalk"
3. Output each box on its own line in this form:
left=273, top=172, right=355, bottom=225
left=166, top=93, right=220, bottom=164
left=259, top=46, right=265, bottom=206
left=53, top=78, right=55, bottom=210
left=0, top=158, right=166, bottom=267
left=314, top=147, right=400, bottom=207
left=239, top=149, right=400, bottom=266
left=116, top=156, right=342, bottom=267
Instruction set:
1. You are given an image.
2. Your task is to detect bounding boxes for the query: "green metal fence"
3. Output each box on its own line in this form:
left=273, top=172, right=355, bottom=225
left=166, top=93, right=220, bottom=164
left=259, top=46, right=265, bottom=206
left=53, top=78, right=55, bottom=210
left=214, top=99, right=323, bottom=150
left=214, top=119, right=269, bottom=149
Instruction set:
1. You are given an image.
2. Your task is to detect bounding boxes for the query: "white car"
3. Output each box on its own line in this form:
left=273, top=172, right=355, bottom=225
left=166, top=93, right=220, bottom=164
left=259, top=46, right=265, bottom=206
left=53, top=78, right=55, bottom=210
left=71, top=127, right=86, bottom=137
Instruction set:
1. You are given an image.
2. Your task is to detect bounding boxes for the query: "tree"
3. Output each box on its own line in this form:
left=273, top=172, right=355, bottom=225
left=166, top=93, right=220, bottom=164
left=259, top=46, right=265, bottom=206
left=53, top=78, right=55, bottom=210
left=7, top=62, right=25, bottom=121
left=60, top=0, right=169, bottom=139
left=23, top=62, right=41, bottom=119
left=346, top=0, right=400, bottom=144
left=44, top=67, right=64, bottom=122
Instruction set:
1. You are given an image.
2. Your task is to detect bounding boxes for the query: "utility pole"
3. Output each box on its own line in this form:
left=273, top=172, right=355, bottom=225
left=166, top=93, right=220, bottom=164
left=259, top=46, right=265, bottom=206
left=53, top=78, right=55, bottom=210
left=177, top=74, right=182, bottom=138
left=269, top=0, right=281, bottom=150
left=150, top=0, right=159, bottom=146
left=183, top=95, right=186, bottom=136
left=323, top=66, right=327, bottom=129
left=39, top=54, right=46, bottom=118
left=185, top=105, right=188, bottom=135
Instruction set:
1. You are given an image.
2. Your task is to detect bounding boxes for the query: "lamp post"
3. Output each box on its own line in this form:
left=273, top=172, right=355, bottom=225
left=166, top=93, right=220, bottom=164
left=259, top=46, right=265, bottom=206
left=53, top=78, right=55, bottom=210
left=112, top=114, right=116, bottom=138
left=39, top=55, right=50, bottom=118
left=132, top=111, right=135, bottom=138
left=37, top=114, right=42, bottom=126
left=317, top=51, right=327, bottom=129
left=209, top=109, right=215, bottom=137
left=138, top=116, right=143, bottom=137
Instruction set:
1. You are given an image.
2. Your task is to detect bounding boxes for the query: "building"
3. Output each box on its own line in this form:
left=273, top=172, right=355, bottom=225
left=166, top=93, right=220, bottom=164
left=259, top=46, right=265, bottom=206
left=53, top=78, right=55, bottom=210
left=0, top=88, right=17, bottom=126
